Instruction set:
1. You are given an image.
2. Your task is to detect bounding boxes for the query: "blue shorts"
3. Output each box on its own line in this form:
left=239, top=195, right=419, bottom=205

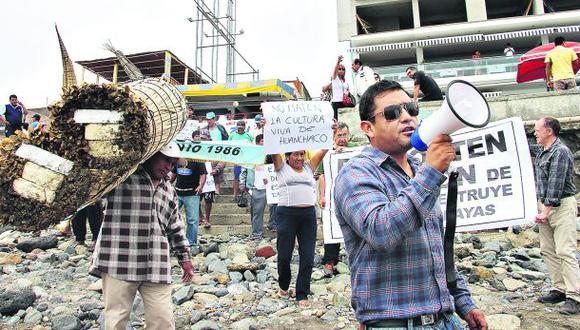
left=234, top=165, right=242, bottom=179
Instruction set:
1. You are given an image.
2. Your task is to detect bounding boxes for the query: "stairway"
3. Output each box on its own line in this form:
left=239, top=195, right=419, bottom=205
left=198, top=167, right=271, bottom=236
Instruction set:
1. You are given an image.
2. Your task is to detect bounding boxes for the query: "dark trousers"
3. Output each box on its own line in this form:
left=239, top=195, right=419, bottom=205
left=72, top=201, right=103, bottom=242
left=276, top=206, right=316, bottom=301
left=268, top=204, right=278, bottom=230
left=331, top=102, right=343, bottom=121
left=321, top=243, right=340, bottom=265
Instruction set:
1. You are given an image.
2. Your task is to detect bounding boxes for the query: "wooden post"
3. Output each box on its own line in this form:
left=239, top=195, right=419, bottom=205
left=113, top=63, right=118, bottom=84
left=164, top=51, right=172, bottom=78
left=184, top=68, right=189, bottom=85
left=80, top=67, right=86, bottom=84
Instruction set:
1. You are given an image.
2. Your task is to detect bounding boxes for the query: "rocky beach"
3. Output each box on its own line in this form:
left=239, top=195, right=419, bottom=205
left=0, top=221, right=579, bottom=330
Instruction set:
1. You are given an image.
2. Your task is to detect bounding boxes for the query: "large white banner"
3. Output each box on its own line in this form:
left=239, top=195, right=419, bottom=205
left=262, top=101, right=334, bottom=154
left=175, top=120, right=199, bottom=141
left=322, top=117, right=537, bottom=244
left=265, top=164, right=279, bottom=204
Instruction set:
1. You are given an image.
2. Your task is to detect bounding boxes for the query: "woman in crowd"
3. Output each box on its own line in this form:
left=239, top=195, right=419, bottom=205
left=322, top=55, right=350, bottom=120
left=271, top=146, right=330, bottom=308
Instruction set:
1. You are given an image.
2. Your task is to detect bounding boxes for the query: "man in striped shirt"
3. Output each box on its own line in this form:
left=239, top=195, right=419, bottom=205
left=334, top=80, right=487, bottom=329
left=90, top=142, right=194, bottom=330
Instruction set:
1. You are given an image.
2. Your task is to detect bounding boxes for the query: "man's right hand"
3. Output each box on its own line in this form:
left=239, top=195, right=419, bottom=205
left=424, top=134, right=456, bottom=173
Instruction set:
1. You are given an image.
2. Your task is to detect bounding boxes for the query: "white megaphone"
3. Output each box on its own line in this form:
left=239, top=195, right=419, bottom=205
left=410, top=80, right=490, bottom=151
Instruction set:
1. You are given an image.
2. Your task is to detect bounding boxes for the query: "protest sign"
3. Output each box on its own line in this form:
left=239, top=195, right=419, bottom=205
left=262, top=101, right=334, bottom=154
left=265, top=164, right=279, bottom=204
left=175, top=120, right=199, bottom=141
left=202, top=162, right=215, bottom=193
left=176, top=140, right=265, bottom=165
left=322, top=117, right=537, bottom=244
left=322, top=147, right=363, bottom=244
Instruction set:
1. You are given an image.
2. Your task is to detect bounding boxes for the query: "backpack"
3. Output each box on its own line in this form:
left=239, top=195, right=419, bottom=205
left=216, top=124, right=229, bottom=140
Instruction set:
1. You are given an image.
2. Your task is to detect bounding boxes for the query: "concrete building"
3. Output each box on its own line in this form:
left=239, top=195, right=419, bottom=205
left=337, top=0, right=580, bottom=94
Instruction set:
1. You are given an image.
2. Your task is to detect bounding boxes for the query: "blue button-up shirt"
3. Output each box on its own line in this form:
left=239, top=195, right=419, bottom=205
left=334, top=146, right=476, bottom=323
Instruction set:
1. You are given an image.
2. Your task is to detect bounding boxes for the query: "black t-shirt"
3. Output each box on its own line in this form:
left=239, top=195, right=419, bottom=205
left=414, top=71, right=443, bottom=101
left=174, top=161, right=207, bottom=196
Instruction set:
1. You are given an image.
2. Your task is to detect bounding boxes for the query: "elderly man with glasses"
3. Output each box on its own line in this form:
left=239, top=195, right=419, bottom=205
left=333, top=80, right=487, bottom=330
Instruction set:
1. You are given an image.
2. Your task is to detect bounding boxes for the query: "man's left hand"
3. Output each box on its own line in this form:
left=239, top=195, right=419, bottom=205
left=181, top=260, right=194, bottom=282
left=464, top=309, right=487, bottom=330
left=195, top=186, right=203, bottom=195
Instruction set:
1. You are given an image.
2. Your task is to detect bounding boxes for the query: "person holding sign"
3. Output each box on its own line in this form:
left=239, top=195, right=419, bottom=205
left=240, top=134, right=269, bottom=239
left=318, top=121, right=355, bottom=276
left=532, top=117, right=580, bottom=315
left=334, top=80, right=486, bottom=329
left=271, top=146, right=329, bottom=308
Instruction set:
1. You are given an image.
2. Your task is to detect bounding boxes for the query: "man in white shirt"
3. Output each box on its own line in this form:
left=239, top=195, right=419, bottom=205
left=351, top=59, right=376, bottom=99
left=504, top=43, right=515, bottom=57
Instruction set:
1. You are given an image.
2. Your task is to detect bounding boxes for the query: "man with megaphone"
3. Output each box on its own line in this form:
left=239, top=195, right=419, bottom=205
left=334, top=80, right=487, bottom=330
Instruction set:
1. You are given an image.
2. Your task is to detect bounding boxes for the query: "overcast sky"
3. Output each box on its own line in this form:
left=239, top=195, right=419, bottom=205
left=1, top=0, right=345, bottom=108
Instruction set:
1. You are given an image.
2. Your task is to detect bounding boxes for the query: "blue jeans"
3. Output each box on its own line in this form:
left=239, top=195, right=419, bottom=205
left=250, top=189, right=267, bottom=237
left=178, top=195, right=200, bottom=246
left=366, top=313, right=463, bottom=330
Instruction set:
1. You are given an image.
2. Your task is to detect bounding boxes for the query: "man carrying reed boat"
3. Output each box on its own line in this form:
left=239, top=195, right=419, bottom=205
left=89, top=141, right=194, bottom=330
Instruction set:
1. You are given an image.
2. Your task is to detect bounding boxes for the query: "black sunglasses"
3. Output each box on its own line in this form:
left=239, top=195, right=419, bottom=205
left=368, top=102, right=419, bottom=121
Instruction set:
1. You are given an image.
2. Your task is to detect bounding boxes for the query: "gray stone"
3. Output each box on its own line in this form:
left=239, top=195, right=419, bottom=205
left=229, top=271, right=244, bottom=283
left=204, top=253, right=221, bottom=267
left=215, top=288, right=229, bottom=298
left=231, top=318, right=255, bottom=330
left=52, top=314, right=82, bottom=330
left=503, top=278, right=527, bottom=291
left=482, top=241, right=501, bottom=253
left=79, top=301, right=102, bottom=312
left=256, top=271, right=268, bottom=284
left=243, top=270, right=255, bottom=281
left=498, top=240, right=513, bottom=251
left=516, top=270, right=546, bottom=280
left=190, top=310, right=204, bottom=324
left=193, top=285, right=220, bottom=295
left=257, top=298, right=288, bottom=314
left=227, top=283, right=250, bottom=296
left=203, top=243, right=220, bottom=256
left=0, top=289, right=36, bottom=315
left=332, top=293, right=351, bottom=308
left=64, top=245, right=76, bottom=255
left=311, top=270, right=325, bottom=281
left=5, top=315, right=20, bottom=326
left=486, top=314, right=521, bottom=330
left=208, top=260, right=228, bottom=274
left=23, top=308, right=42, bottom=324
left=528, top=248, right=542, bottom=259
left=336, top=262, right=350, bottom=275
left=454, top=243, right=474, bottom=259
left=173, top=285, right=194, bottom=305
left=191, top=320, right=220, bottom=330
left=321, top=310, right=338, bottom=321
left=511, top=248, right=531, bottom=261
left=16, top=236, right=58, bottom=253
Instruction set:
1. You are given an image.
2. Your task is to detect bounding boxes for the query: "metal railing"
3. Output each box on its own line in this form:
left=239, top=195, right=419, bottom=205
left=376, top=55, right=520, bottom=82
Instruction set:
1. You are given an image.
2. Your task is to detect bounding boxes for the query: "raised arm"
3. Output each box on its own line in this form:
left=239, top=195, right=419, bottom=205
left=272, top=154, right=284, bottom=171
left=331, top=55, right=344, bottom=80
left=309, top=149, right=329, bottom=171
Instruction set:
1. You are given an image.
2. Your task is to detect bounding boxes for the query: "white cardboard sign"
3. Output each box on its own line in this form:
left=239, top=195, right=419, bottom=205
left=202, top=162, right=216, bottom=193
left=175, top=120, right=199, bottom=141
left=322, top=117, right=537, bottom=244
left=265, top=164, right=279, bottom=204
left=262, top=101, right=334, bottom=154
